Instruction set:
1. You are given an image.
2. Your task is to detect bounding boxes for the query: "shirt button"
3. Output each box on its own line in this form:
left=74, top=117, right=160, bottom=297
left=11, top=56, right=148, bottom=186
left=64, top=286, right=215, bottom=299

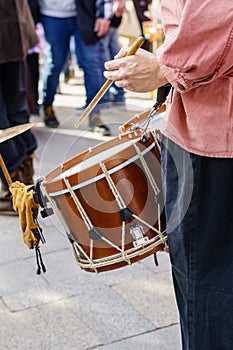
left=178, top=83, right=185, bottom=91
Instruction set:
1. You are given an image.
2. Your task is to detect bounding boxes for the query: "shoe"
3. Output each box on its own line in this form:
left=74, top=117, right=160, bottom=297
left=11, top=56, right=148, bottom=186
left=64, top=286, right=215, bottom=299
left=56, top=84, right=62, bottom=94
left=0, top=197, right=18, bottom=215
left=112, top=101, right=126, bottom=110
left=19, top=153, right=35, bottom=185
left=43, top=106, right=60, bottom=128
left=35, top=104, right=41, bottom=116
left=100, top=102, right=112, bottom=110
left=89, top=114, right=111, bottom=136
left=0, top=170, right=23, bottom=215
left=64, top=67, right=75, bottom=83
left=76, top=105, right=86, bottom=112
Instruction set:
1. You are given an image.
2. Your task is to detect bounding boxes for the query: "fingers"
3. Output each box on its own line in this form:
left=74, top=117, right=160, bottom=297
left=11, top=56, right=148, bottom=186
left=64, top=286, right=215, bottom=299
left=104, top=56, right=127, bottom=82
left=114, top=46, right=129, bottom=59
left=104, top=47, right=130, bottom=75
left=104, top=57, right=122, bottom=73
left=94, top=18, right=110, bottom=37
left=103, top=70, right=120, bottom=83
left=104, top=51, right=135, bottom=88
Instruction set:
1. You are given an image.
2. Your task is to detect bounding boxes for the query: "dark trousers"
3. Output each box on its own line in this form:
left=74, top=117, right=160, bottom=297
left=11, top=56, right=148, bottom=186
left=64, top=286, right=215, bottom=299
left=26, top=53, right=40, bottom=114
left=161, top=136, right=233, bottom=350
left=0, top=61, right=37, bottom=174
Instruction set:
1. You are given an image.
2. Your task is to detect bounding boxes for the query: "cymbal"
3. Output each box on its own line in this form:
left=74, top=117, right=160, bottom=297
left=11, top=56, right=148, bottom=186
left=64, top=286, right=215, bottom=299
left=0, top=123, right=34, bottom=143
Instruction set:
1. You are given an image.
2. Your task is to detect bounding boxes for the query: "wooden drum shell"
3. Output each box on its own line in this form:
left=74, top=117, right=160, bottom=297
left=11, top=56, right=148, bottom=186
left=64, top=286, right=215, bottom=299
left=43, top=131, right=166, bottom=272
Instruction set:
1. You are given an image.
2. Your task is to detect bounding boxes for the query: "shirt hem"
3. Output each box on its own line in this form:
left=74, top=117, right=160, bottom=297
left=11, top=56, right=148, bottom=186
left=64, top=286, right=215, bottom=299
left=161, top=131, right=233, bottom=158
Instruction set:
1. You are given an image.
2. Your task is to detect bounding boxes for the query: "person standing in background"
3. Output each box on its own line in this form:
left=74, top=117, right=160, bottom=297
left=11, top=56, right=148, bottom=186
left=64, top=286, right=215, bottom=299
left=98, top=0, right=127, bottom=107
left=26, top=0, right=41, bottom=116
left=0, top=0, right=38, bottom=215
left=39, top=0, right=114, bottom=135
left=133, top=0, right=153, bottom=52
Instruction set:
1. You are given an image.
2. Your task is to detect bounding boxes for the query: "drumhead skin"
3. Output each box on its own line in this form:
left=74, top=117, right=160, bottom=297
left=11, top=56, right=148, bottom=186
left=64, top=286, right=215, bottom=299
left=43, top=130, right=166, bottom=272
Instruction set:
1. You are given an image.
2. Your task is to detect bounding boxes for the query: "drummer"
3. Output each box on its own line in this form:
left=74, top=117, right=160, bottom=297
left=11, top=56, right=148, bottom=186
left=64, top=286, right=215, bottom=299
left=104, top=1, right=233, bottom=349
left=0, top=0, right=38, bottom=215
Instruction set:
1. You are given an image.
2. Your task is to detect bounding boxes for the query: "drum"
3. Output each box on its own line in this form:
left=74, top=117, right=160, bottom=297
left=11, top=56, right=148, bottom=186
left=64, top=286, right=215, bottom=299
left=40, top=129, right=167, bottom=273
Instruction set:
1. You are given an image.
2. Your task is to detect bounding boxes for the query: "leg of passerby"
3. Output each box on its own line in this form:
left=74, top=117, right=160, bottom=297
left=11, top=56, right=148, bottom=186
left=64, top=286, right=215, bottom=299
left=2, top=61, right=37, bottom=184
left=41, top=15, right=73, bottom=128
left=97, top=31, right=112, bottom=107
left=63, top=47, right=75, bottom=83
left=0, top=62, right=37, bottom=214
left=107, top=27, right=125, bottom=105
left=74, top=23, right=111, bottom=136
left=26, top=52, right=40, bottom=115
left=98, top=27, right=125, bottom=107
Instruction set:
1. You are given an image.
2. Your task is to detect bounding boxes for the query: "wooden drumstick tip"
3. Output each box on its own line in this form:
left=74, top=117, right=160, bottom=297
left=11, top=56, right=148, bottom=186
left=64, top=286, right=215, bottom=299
left=126, top=36, right=145, bottom=55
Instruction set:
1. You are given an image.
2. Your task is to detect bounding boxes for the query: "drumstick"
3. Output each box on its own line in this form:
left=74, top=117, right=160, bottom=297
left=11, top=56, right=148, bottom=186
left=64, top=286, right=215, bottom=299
left=0, top=153, right=12, bottom=186
left=74, top=36, right=145, bottom=129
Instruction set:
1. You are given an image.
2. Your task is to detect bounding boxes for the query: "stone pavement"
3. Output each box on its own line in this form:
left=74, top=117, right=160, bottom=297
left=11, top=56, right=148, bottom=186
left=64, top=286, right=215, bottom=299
left=0, top=71, right=182, bottom=350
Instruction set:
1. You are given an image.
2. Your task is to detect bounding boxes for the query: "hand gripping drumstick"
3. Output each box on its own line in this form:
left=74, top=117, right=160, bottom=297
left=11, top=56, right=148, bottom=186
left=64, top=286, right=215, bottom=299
left=74, top=36, right=145, bottom=129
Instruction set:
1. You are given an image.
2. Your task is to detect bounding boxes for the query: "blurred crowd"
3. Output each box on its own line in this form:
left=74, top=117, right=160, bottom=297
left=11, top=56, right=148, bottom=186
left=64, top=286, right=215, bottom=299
left=0, top=0, right=162, bottom=215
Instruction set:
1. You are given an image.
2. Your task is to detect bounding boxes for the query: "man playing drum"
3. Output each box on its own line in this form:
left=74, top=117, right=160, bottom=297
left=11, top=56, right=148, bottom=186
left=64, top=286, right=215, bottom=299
left=104, top=1, right=233, bottom=349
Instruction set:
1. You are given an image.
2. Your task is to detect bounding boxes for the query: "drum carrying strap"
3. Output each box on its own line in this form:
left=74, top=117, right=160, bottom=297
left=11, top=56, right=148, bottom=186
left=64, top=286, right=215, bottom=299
left=153, top=84, right=171, bottom=112
left=142, top=84, right=171, bottom=131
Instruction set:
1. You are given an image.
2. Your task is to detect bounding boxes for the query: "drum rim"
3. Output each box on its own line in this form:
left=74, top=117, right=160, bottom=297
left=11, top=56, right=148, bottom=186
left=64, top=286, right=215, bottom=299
left=45, top=130, right=145, bottom=182
left=44, top=140, right=157, bottom=196
left=72, top=232, right=167, bottom=272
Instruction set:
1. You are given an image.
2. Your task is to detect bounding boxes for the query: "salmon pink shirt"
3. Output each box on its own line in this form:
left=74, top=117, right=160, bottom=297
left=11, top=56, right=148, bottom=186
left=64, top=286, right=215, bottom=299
left=156, top=0, right=233, bottom=157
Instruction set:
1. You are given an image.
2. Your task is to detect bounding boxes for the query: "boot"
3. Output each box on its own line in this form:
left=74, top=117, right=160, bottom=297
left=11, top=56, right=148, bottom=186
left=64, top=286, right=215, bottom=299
left=43, top=105, right=59, bottom=128
left=19, top=153, right=35, bottom=185
left=89, top=114, right=111, bottom=136
left=0, top=169, right=23, bottom=215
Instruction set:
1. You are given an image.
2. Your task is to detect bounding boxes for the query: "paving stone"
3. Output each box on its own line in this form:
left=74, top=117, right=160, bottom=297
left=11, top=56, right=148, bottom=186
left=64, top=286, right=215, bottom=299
left=2, top=274, right=99, bottom=312
left=0, top=300, right=101, bottom=350
left=112, top=271, right=179, bottom=328
left=139, top=252, right=171, bottom=274
left=0, top=216, right=30, bottom=264
left=0, top=257, right=48, bottom=297
left=64, top=286, right=155, bottom=344
left=0, top=298, right=8, bottom=314
left=92, top=324, right=181, bottom=350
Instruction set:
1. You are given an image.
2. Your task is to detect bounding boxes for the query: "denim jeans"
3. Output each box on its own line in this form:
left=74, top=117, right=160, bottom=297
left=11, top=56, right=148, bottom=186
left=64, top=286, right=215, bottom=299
left=0, top=62, right=37, bottom=173
left=41, top=15, right=102, bottom=115
left=98, top=27, right=125, bottom=103
left=161, top=136, right=233, bottom=350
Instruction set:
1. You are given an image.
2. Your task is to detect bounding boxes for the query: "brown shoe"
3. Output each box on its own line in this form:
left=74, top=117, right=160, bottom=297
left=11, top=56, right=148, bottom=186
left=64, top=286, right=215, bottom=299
left=64, top=67, right=75, bottom=83
left=44, top=105, right=59, bottom=128
left=0, top=170, right=22, bottom=215
left=89, top=114, right=111, bottom=136
left=0, top=195, right=17, bottom=215
left=19, top=153, right=35, bottom=185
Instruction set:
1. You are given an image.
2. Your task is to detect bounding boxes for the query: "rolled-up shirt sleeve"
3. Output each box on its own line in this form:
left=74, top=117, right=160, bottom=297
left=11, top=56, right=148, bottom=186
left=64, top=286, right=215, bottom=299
left=156, top=0, right=233, bottom=93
